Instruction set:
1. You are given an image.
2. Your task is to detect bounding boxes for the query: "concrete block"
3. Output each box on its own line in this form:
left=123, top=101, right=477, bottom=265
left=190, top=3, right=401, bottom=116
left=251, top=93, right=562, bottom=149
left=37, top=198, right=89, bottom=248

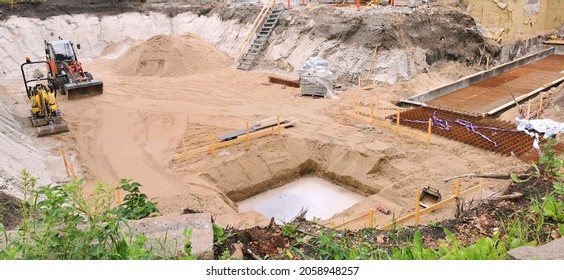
left=124, top=213, right=214, bottom=259
left=507, top=238, right=564, bottom=260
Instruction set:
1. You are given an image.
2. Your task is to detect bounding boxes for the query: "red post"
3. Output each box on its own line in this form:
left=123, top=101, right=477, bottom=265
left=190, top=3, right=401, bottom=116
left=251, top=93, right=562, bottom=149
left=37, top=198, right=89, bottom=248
left=391, top=0, right=394, bottom=6
left=288, top=0, right=291, bottom=9
left=356, top=0, right=360, bottom=11
left=302, top=0, right=305, bottom=5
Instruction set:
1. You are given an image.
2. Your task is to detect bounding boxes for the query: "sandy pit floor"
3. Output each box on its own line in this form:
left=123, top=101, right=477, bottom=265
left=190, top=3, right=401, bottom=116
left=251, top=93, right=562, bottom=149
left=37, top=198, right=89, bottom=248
left=3, top=34, right=531, bottom=229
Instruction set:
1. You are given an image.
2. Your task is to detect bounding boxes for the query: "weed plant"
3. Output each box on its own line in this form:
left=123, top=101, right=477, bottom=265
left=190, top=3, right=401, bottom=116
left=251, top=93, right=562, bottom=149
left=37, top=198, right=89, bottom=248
left=0, top=170, right=190, bottom=260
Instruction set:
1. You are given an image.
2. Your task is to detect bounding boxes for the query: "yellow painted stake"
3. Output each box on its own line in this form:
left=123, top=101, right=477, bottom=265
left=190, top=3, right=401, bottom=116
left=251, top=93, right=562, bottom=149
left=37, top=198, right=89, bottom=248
left=209, top=129, right=215, bottom=157
left=368, top=208, right=374, bottom=228
left=277, top=114, right=281, bottom=135
left=60, top=148, right=70, bottom=177
left=427, top=118, right=432, bottom=145
left=246, top=121, right=250, bottom=148
left=396, top=110, right=400, bottom=134
left=526, top=100, right=531, bottom=120
left=370, top=103, right=375, bottom=126
left=415, top=188, right=421, bottom=226
left=115, top=187, right=122, bottom=204
left=455, top=179, right=461, bottom=199
left=69, top=163, right=77, bottom=179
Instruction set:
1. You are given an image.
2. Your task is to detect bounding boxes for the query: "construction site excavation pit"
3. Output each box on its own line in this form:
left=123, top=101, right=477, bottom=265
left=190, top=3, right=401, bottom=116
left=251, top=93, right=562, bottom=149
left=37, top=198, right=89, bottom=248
left=1, top=0, right=558, bottom=234
left=238, top=176, right=365, bottom=223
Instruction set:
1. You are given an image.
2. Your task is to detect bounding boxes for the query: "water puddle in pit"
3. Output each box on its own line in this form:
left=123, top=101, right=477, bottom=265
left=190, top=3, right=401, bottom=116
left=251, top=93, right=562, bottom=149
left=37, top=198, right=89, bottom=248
left=238, top=176, right=364, bottom=223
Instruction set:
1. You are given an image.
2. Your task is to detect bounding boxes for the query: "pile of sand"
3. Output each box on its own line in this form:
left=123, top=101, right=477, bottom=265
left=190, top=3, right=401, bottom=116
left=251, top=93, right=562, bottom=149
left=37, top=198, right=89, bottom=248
left=113, top=34, right=232, bottom=77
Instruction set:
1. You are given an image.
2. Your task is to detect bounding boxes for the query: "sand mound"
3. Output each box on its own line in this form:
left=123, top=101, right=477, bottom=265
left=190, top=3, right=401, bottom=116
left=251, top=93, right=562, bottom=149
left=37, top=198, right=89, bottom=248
left=113, top=34, right=232, bottom=77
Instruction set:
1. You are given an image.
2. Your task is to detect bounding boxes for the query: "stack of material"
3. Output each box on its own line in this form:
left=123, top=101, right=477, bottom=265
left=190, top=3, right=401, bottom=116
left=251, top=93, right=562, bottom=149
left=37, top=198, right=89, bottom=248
left=299, top=56, right=337, bottom=99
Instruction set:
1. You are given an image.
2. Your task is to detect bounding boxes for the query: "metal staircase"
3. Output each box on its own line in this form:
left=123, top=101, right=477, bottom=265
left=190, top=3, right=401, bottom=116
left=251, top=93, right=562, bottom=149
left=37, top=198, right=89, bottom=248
left=237, top=7, right=284, bottom=71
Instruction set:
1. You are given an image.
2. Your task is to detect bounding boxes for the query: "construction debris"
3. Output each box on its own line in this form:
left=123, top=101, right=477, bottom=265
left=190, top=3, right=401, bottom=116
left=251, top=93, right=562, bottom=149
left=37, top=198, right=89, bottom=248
left=515, top=117, right=564, bottom=155
left=376, top=205, right=391, bottom=215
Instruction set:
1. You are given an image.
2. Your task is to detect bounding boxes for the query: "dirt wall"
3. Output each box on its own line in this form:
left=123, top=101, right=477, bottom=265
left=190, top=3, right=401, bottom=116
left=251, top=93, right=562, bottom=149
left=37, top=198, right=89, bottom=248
left=466, top=0, right=563, bottom=43
left=253, top=5, right=492, bottom=84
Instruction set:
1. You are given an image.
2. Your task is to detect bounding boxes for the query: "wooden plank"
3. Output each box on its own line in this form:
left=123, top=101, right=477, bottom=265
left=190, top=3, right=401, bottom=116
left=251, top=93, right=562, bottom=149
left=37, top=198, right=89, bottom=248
left=346, top=111, right=429, bottom=141
left=172, top=120, right=298, bottom=163
left=332, top=213, right=369, bottom=229
left=544, top=40, right=564, bottom=45
left=378, top=185, right=481, bottom=230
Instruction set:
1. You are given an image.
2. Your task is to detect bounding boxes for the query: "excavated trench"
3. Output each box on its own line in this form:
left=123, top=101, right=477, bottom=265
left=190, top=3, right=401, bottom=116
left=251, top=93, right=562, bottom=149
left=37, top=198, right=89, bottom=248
left=197, top=144, right=386, bottom=223
left=215, top=158, right=378, bottom=203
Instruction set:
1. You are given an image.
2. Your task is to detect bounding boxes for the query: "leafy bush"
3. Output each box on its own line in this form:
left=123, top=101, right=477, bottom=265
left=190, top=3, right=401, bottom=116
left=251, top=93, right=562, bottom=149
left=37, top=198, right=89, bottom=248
left=115, top=179, right=160, bottom=220
left=539, top=195, right=564, bottom=223
left=0, top=171, right=190, bottom=260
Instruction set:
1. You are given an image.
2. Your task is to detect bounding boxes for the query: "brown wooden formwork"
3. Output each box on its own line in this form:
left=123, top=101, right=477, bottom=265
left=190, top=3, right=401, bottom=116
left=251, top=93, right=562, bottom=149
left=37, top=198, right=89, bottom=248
left=389, top=107, right=564, bottom=163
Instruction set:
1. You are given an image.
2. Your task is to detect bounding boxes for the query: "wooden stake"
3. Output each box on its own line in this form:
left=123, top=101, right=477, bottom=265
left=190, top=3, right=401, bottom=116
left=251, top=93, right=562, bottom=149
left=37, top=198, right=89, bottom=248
left=60, top=148, right=70, bottom=177
left=427, top=118, right=432, bottom=145
left=477, top=46, right=485, bottom=67
left=415, top=188, right=421, bottom=226
left=455, top=179, right=462, bottom=219
left=368, top=208, right=374, bottom=228
left=69, top=162, right=77, bottom=179
left=370, top=103, right=374, bottom=126
left=396, top=110, right=400, bottom=134
left=486, top=56, right=490, bottom=70
left=526, top=99, right=531, bottom=119
left=455, top=179, right=461, bottom=198
left=246, top=121, right=250, bottom=149
left=115, top=188, right=122, bottom=204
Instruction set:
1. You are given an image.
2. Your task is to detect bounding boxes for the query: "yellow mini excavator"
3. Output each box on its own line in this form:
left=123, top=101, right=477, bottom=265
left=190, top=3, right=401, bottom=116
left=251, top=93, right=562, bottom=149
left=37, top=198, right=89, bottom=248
left=21, top=58, right=69, bottom=137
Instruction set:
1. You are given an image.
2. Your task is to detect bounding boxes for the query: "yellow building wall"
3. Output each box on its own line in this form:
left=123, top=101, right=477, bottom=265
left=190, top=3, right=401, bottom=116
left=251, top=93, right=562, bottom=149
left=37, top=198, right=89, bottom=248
left=466, top=0, right=563, bottom=42
left=545, top=0, right=564, bottom=31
